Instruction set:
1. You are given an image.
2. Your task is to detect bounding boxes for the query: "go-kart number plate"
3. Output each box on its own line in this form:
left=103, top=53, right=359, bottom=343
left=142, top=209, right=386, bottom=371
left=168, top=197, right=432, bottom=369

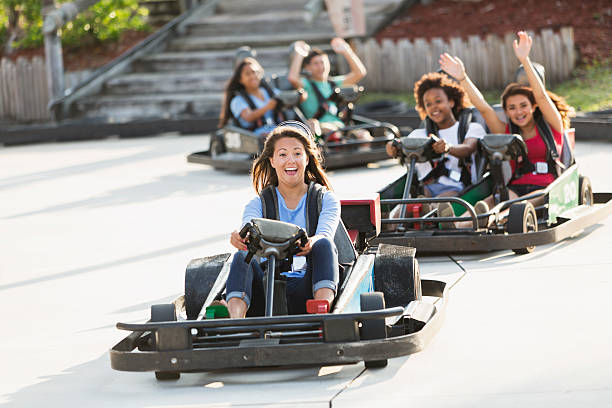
left=225, top=132, right=241, bottom=149
left=548, top=168, right=579, bottom=223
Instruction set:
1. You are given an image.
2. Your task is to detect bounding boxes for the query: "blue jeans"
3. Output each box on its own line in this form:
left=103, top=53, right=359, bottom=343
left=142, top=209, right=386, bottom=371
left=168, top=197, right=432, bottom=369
left=226, top=237, right=338, bottom=315
left=425, top=181, right=463, bottom=197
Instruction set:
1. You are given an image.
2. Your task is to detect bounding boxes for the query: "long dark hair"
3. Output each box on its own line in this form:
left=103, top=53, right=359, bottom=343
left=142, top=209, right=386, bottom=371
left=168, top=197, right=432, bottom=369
left=414, top=72, right=471, bottom=120
left=219, top=57, right=263, bottom=128
left=251, top=124, right=331, bottom=194
left=501, top=83, right=573, bottom=130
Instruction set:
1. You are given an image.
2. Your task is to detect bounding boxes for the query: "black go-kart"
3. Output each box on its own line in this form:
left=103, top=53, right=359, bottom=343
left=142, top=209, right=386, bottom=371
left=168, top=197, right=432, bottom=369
left=110, top=197, right=447, bottom=380
left=369, top=133, right=612, bottom=254
left=186, top=75, right=401, bottom=171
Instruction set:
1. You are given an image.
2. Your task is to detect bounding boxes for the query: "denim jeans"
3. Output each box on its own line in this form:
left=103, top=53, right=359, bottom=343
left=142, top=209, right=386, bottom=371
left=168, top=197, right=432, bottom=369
left=225, top=237, right=338, bottom=315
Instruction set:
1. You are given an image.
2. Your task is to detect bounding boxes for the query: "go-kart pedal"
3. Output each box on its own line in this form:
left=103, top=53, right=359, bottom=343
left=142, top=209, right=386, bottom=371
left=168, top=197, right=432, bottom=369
left=306, top=299, right=330, bottom=314
left=205, top=302, right=229, bottom=319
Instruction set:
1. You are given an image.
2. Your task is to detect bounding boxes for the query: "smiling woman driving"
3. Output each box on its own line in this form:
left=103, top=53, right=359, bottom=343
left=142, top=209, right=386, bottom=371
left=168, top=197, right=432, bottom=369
left=225, top=121, right=341, bottom=318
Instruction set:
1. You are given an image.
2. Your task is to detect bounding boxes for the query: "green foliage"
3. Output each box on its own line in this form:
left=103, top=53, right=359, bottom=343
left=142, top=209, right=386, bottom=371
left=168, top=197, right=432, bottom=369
left=0, top=0, right=150, bottom=53
left=551, top=57, right=612, bottom=113
left=60, top=0, right=151, bottom=49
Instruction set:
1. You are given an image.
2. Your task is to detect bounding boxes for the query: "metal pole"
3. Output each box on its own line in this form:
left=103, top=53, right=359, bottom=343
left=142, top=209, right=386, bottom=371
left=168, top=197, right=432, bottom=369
left=398, top=156, right=417, bottom=219
left=43, top=1, right=98, bottom=109
left=44, top=30, right=65, bottom=103
left=265, top=255, right=276, bottom=317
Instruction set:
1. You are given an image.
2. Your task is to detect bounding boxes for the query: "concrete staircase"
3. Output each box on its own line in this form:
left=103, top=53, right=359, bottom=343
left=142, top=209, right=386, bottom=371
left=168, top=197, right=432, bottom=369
left=72, top=0, right=403, bottom=123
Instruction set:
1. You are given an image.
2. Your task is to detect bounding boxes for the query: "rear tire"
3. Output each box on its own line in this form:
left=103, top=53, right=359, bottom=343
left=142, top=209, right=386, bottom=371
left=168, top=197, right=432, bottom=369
left=508, top=202, right=538, bottom=254
left=579, top=176, right=593, bottom=206
left=150, top=304, right=180, bottom=381
left=360, top=292, right=388, bottom=369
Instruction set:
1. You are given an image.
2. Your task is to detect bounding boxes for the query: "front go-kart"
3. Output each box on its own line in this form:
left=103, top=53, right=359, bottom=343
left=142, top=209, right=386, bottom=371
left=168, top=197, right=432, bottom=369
left=110, top=199, right=447, bottom=380
left=187, top=78, right=401, bottom=171
left=371, top=134, right=612, bottom=254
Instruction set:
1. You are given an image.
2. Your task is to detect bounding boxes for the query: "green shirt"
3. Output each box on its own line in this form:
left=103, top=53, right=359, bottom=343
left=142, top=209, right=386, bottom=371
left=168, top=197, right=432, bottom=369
left=300, top=75, right=346, bottom=125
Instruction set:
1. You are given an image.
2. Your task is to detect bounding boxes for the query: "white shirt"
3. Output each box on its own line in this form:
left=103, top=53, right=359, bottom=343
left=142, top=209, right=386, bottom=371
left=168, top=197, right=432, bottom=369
left=409, top=121, right=486, bottom=188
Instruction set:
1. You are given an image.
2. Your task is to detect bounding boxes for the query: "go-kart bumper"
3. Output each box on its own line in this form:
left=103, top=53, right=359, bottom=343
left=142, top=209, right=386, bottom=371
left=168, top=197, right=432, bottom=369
left=373, top=193, right=612, bottom=253
left=186, top=137, right=393, bottom=171
left=110, top=279, right=447, bottom=373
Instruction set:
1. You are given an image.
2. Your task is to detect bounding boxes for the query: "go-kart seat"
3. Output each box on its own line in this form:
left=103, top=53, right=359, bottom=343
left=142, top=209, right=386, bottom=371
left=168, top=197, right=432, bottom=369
left=339, top=194, right=381, bottom=253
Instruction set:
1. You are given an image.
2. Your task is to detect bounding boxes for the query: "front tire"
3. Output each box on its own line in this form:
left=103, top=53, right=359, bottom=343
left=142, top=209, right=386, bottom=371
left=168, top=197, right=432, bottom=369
left=150, top=304, right=180, bottom=381
left=360, top=292, right=388, bottom=369
left=508, top=202, right=538, bottom=254
left=579, top=176, right=593, bottom=206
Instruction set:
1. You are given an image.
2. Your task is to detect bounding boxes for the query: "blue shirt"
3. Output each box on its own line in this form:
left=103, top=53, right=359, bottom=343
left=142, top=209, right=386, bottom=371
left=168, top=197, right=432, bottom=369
left=241, top=187, right=340, bottom=277
left=230, top=86, right=280, bottom=135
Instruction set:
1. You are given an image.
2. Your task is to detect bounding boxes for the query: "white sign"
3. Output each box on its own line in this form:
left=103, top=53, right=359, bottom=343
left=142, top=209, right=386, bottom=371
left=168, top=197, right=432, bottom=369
left=325, top=0, right=366, bottom=38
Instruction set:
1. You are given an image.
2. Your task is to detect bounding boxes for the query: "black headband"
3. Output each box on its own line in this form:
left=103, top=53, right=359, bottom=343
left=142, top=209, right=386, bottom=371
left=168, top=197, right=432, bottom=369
left=276, top=120, right=315, bottom=140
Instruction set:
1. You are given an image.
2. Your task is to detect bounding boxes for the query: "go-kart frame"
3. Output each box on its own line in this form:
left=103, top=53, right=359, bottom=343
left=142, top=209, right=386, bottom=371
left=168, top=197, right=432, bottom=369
left=370, top=134, right=612, bottom=254
left=110, top=199, right=448, bottom=380
left=186, top=82, right=402, bottom=171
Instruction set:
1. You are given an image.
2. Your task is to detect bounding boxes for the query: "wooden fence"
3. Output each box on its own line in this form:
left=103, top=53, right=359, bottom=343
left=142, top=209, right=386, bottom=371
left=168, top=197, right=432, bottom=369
left=352, top=27, right=576, bottom=93
left=0, top=57, right=50, bottom=122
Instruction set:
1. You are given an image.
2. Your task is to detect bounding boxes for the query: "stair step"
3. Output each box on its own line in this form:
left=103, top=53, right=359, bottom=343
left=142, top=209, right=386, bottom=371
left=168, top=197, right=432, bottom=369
left=76, top=92, right=224, bottom=121
left=216, top=0, right=308, bottom=13
left=185, top=10, right=334, bottom=36
left=168, top=32, right=334, bottom=52
left=132, top=46, right=293, bottom=72
left=104, top=67, right=287, bottom=94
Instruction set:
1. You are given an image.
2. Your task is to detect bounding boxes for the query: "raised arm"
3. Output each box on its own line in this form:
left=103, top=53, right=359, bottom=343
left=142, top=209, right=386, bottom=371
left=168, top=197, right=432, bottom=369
left=513, top=31, right=563, bottom=133
left=331, top=37, right=366, bottom=85
left=439, top=53, right=506, bottom=134
left=288, top=41, right=309, bottom=89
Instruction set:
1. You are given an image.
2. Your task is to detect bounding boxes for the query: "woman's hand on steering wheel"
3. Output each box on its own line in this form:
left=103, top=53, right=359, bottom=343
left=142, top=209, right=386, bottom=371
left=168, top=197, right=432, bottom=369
left=230, top=230, right=248, bottom=251
left=296, top=234, right=321, bottom=256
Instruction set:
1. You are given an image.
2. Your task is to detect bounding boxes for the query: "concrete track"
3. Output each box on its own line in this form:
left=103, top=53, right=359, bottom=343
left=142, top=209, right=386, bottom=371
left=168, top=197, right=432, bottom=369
left=1, top=135, right=611, bottom=407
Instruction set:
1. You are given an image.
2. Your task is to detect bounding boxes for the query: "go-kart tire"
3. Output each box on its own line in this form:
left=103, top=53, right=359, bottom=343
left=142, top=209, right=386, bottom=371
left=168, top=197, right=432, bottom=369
left=579, top=176, right=593, bottom=206
left=373, top=244, right=421, bottom=308
left=360, top=292, right=388, bottom=369
left=507, top=202, right=538, bottom=254
left=150, top=304, right=180, bottom=381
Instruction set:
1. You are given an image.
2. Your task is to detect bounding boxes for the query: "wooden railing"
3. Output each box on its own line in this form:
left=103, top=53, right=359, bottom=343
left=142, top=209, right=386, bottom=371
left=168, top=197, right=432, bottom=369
left=0, top=57, right=50, bottom=122
left=353, top=27, right=576, bottom=92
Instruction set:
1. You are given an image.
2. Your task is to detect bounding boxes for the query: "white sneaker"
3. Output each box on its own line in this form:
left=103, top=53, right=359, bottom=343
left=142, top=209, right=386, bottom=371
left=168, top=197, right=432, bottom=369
left=474, top=200, right=490, bottom=228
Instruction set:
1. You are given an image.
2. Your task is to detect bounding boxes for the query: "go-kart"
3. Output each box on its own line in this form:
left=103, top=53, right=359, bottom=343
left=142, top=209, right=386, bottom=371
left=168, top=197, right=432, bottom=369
left=186, top=75, right=401, bottom=171
left=110, top=197, right=447, bottom=380
left=369, top=133, right=612, bottom=254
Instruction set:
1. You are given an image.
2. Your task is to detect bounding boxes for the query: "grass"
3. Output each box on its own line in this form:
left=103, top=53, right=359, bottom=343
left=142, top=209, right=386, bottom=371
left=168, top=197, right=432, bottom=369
left=551, top=59, right=612, bottom=113
left=358, top=59, right=612, bottom=114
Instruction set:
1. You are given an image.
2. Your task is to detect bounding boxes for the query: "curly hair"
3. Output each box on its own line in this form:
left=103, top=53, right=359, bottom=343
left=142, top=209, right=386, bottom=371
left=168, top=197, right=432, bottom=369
left=219, top=57, right=263, bottom=128
left=251, top=124, right=332, bottom=194
left=501, top=83, right=574, bottom=130
left=414, top=72, right=472, bottom=120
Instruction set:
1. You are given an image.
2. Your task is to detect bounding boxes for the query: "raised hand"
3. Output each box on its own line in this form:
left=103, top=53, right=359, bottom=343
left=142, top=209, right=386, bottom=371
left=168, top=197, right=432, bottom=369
left=294, top=40, right=311, bottom=57
left=331, top=37, right=351, bottom=54
left=513, top=31, right=532, bottom=63
left=439, top=53, right=466, bottom=81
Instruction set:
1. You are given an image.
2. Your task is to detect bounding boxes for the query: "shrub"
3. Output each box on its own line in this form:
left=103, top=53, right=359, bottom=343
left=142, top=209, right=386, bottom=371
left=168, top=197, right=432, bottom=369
left=0, top=0, right=150, bottom=54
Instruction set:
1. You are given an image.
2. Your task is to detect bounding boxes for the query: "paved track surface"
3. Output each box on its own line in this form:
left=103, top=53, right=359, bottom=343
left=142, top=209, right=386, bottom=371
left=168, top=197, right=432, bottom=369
left=1, top=135, right=611, bottom=407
